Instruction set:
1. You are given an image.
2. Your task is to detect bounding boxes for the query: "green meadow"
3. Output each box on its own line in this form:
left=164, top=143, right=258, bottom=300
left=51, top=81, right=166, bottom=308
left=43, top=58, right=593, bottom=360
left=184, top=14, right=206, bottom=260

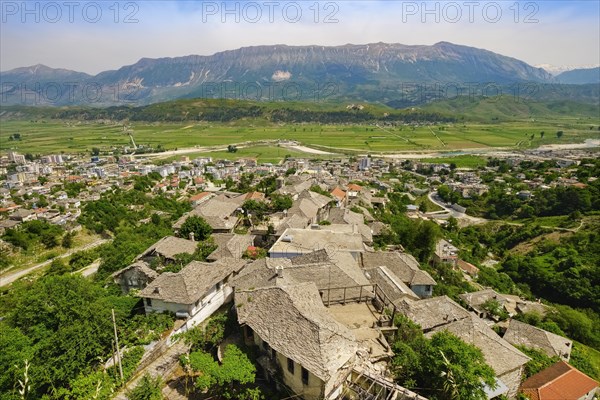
left=1, top=118, right=598, bottom=157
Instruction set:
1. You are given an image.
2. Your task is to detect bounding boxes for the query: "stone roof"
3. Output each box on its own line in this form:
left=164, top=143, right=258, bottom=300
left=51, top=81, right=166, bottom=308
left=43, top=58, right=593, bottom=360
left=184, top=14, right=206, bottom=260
left=504, top=319, right=572, bottom=360
left=111, top=260, right=158, bottom=280
left=139, top=236, right=197, bottom=260
left=236, top=281, right=357, bottom=382
left=275, top=213, right=310, bottom=235
left=328, top=208, right=364, bottom=226
left=234, top=249, right=371, bottom=302
left=139, top=258, right=247, bottom=305
left=326, top=224, right=373, bottom=245
left=174, top=193, right=244, bottom=230
left=426, top=315, right=530, bottom=376
left=360, top=251, right=436, bottom=286
left=364, top=266, right=419, bottom=303
left=459, top=289, right=506, bottom=308
left=270, top=228, right=365, bottom=257
left=275, top=177, right=314, bottom=196
left=397, top=295, right=471, bottom=331
left=206, top=233, right=255, bottom=261
left=520, top=361, right=598, bottom=400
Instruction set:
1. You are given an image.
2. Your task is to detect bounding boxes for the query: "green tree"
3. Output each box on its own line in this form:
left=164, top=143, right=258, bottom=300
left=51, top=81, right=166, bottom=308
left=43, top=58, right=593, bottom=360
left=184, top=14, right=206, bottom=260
left=183, top=345, right=258, bottom=399
left=127, top=374, right=163, bottom=400
left=62, top=232, right=75, bottom=248
left=516, top=346, right=559, bottom=379
left=5, top=276, right=117, bottom=396
left=422, top=331, right=496, bottom=400
left=178, top=216, right=212, bottom=242
left=46, top=258, right=70, bottom=276
left=270, top=194, right=293, bottom=212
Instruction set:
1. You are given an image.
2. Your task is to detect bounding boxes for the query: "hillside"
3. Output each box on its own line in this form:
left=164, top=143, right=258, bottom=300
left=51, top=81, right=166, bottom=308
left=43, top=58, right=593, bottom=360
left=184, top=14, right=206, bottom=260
left=0, top=42, right=557, bottom=106
left=556, top=67, right=600, bottom=84
left=420, top=96, right=600, bottom=122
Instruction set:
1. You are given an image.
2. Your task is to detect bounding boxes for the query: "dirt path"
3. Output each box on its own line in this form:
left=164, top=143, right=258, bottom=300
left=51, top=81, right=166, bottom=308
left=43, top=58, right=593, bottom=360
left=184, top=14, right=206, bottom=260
left=113, top=340, right=190, bottom=400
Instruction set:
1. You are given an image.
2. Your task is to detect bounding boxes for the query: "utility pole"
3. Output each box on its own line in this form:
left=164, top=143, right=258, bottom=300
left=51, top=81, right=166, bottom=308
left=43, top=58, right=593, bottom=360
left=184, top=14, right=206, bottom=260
left=111, top=309, right=124, bottom=384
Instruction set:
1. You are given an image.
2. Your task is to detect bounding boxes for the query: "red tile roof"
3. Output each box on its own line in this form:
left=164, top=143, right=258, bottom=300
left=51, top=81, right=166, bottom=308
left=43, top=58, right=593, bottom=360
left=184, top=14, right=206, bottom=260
left=521, top=361, right=598, bottom=400
left=330, top=187, right=346, bottom=200
left=189, top=192, right=211, bottom=202
left=347, top=183, right=362, bottom=191
left=244, top=191, right=265, bottom=201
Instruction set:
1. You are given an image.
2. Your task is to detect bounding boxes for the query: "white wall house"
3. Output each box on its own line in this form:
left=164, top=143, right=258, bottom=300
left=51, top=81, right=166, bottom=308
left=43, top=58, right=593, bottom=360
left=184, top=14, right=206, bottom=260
left=139, top=258, right=247, bottom=327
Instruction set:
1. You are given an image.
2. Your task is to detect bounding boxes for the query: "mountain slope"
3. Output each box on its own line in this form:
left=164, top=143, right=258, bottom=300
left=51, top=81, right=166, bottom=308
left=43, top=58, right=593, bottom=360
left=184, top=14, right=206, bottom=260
left=556, top=67, right=600, bottom=84
left=0, top=42, right=554, bottom=106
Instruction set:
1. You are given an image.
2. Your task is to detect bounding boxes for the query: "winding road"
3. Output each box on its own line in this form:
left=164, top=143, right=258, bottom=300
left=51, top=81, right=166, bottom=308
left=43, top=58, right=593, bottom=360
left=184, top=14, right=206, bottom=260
left=0, top=238, right=109, bottom=287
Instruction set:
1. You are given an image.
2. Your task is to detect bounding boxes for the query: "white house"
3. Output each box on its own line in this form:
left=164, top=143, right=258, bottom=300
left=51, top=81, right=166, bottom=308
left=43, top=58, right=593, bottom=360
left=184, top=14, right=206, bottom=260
left=139, top=258, right=247, bottom=325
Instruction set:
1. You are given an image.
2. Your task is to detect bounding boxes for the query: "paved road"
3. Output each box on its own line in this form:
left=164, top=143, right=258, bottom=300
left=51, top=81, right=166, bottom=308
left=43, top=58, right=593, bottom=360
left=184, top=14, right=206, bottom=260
left=427, top=191, right=584, bottom=232
left=427, top=191, right=487, bottom=226
left=0, top=238, right=109, bottom=287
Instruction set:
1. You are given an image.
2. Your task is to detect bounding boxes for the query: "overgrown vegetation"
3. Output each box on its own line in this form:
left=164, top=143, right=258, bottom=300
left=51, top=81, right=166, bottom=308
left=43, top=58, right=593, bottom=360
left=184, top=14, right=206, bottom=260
left=391, top=315, right=496, bottom=400
left=0, top=275, right=174, bottom=399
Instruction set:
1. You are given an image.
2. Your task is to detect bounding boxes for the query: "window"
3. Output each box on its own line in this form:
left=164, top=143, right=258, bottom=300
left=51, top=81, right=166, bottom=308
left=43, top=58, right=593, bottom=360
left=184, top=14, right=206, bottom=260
left=145, top=298, right=152, bottom=307
left=287, top=358, right=295, bottom=374
left=301, top=367, right=309, bottom=385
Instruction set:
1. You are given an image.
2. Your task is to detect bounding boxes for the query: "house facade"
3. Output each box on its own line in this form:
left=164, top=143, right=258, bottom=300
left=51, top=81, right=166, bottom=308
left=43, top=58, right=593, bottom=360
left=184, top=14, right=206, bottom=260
left=139, top=258, right=247, bottom=324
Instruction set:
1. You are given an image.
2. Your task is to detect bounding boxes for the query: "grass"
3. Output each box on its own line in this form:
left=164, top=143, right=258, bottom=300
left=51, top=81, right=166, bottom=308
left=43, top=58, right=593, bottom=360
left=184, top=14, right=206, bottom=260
left=419, top=155, right=488, bottom=168
left=414, top=193, right=444, bottom=212
left=0, top=228, right=102, bottom=275
left=2, top=115, right=598, bottom=156
left=572, top=341, right=600, bottom=381
left=513, top=215, right=580, bottom=229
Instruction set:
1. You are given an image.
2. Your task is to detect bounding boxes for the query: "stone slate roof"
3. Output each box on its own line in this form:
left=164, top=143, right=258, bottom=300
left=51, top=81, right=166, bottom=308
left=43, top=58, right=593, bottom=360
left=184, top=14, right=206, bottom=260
left=459, top=288, right=506, bottom=308
left=396, top=295, right=471, bottom=331
left=233, top=249, right=371, bottom=302
left=426, top=315, right=530, bottom=376
left=504, top=319, right=572, bottom=360
left=139, top=258, right=247, bottom=305
left=139, top=236, right=197, bottom=260
left=363, top=266, right=419, bottom=303
left=328, top=208, right=364, bottom=226
left=270, top=228, right=365, bottom=257
left=206, top=233, right=255, bottom=261
left=111, top=261, right=158, bottom=280
left=360, top=251, right=436, bottom=286
left=236, top=280, right=357, bottom=382
left=275, top=213, right=310, bottom=235
left=520, top=361, right=598, bottom=400
left=174, top=193, right=244, bottom=231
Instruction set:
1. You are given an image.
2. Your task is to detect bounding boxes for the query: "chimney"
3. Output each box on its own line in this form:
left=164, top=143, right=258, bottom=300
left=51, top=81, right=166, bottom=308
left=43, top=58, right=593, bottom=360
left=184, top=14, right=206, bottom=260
left=275, top=265, right=284, bottom=278
left=189, top=232, right=195, bottom=242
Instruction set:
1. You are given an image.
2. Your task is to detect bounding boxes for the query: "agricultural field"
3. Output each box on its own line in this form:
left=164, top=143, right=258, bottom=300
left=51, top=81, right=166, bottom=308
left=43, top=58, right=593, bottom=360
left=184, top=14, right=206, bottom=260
left=1, top=117, right=598, bottom=157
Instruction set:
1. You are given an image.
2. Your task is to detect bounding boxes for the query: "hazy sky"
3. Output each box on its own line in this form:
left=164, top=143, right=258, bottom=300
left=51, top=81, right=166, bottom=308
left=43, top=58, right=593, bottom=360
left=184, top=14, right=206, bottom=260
left=1, top=0, right=599, bottom=74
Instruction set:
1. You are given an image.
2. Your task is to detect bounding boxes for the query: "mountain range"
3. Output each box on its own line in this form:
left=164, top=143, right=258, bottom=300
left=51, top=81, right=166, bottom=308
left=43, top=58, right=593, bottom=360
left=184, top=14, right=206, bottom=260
left=1, top=42, right=598, bottom=107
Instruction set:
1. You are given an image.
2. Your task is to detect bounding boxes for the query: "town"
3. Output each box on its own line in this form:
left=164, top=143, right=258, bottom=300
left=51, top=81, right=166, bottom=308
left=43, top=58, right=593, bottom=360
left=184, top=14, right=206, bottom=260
left=1, top=144, right=598, bottom=400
